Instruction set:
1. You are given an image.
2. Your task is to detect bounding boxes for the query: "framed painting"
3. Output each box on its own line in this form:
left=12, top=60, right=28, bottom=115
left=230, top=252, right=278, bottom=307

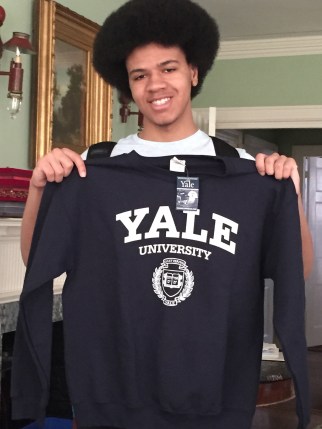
left=31, top=0, right=112, bottom=165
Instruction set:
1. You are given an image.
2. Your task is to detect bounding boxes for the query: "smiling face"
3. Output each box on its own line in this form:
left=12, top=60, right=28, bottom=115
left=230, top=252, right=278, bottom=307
left=126, top=43, right=198, bottom=141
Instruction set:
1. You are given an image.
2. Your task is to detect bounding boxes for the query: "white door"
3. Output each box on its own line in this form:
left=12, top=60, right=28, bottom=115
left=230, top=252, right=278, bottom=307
left=303, top=156, right=322, bottom=346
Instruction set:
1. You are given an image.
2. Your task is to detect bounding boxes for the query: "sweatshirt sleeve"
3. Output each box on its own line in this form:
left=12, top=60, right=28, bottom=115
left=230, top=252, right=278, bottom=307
left=263, top=179, right=310, bottom=429
left=11, top=182, right=73, bottom=422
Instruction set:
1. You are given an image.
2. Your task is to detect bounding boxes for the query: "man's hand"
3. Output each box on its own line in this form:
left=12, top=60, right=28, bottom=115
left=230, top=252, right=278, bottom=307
left=21, top=148, right=86, bottom=265
left=31, top=148, right=86, bottom=189
left=255, top=153, right=300, bottom=195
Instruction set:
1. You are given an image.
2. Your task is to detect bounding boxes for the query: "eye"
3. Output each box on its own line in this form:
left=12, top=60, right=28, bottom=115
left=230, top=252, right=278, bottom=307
left=133, top=74, right=146, bottom=81
left=164, top=67, right=176, bottom=73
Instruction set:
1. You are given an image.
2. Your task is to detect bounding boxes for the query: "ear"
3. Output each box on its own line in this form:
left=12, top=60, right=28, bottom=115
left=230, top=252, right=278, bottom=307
left=191, top=66, right=199, bottom=87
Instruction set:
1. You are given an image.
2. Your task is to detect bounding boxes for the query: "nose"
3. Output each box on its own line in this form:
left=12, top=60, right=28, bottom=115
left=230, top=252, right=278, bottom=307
left=146, top=71, right=166, bottom=92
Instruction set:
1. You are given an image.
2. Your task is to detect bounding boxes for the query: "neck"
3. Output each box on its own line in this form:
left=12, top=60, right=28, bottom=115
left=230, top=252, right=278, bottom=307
left=139, top=122, right=198, bottom=142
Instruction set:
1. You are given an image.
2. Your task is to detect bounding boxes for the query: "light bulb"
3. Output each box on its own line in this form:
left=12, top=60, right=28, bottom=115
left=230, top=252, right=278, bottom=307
left=7, top=94, right=22, bottom=119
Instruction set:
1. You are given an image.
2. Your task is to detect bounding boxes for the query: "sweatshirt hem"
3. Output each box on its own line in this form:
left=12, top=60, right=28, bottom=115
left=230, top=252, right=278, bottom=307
left=73, top=402, right=254, bottom=429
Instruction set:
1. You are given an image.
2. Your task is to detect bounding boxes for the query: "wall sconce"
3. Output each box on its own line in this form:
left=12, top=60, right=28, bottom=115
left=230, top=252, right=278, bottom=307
left=118, top=91, right=144, bottom=131
left=0, top=6, right=36, bottom=118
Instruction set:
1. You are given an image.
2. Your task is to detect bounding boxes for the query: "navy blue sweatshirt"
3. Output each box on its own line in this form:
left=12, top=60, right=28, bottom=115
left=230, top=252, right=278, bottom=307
left=11, top=153, right=310, bottom=428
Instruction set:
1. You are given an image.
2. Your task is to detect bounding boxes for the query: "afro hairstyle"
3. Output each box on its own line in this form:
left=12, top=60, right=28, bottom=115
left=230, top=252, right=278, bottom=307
left=93, top=0, right=220, bottom=100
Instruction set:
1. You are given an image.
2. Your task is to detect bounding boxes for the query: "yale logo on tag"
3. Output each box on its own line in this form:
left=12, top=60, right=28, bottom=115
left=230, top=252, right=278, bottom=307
left=176, top=177, right=199, bottom=211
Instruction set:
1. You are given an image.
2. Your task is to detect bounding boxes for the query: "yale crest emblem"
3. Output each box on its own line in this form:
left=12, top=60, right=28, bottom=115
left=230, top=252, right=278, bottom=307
left=152, top=258, right=194, bottom=306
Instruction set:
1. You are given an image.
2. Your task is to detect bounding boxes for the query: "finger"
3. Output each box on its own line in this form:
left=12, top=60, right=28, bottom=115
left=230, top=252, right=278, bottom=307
left=269, top=155, right=288, bottom=180
left=255, top=153, right=268, bottom=176
left=47, top=148, right=85, bottom=180
left=31, top=163, right=56, bottom=187
left=62, top=148, right=86, bottom=177
left=272, top=157, right=298, bottom=180
left=263, top=152, right=282, bottom=176
left=37, top=149, right=74, bottom=183
left=281, top=158, right=297, bottom=180
left=43, top=151, right=67, bottom=182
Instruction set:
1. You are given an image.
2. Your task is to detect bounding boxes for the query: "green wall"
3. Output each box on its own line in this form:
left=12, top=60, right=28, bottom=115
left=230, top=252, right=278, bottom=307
left=193, top=55, right=322, bottom=108
left=0, top=0, right=129, bottom=169
left=0, top=0, right=322, bottom=169
left=0, top=0, right=33, bottom=169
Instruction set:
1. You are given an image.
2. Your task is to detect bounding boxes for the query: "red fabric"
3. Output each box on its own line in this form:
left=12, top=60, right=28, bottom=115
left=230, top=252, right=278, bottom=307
left=0, top=168, right=32, bottom=201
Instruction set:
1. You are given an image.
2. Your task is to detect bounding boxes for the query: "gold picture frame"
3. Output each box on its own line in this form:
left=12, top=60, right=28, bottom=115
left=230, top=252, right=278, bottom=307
left=31, top=0, right=112, bottom=165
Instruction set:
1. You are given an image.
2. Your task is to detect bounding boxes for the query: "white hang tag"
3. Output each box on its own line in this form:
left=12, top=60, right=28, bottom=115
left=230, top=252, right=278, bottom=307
left=170, top=157, right=186, bottom=173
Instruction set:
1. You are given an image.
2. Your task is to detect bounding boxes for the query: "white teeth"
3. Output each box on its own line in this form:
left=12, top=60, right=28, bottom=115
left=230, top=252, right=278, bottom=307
left=152, top=97, right=170, bottom=105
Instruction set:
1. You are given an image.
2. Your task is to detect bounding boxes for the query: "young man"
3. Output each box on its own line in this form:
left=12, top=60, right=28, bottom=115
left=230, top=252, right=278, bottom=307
left=14, top=1, right=312, bottom=429
left=21, top=1, right=313, bottom=277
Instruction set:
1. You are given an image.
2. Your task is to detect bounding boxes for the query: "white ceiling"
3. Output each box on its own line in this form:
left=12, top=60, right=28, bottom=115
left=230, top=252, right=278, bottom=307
left=194, top=0, right=322, bottom=40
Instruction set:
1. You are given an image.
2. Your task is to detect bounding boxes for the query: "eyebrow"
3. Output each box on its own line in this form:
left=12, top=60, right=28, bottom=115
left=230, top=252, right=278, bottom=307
left=128, top=60, right=179, bottom=76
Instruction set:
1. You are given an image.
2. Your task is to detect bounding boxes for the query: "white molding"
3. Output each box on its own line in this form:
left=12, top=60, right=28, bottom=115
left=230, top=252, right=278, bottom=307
left=193, top=106, right=322, bottom=130
left=192, top=108, right=212, bottom=134
left=218, top=35, right=322, bottom=59
left=0, top=218, right=26, bottom=303
left=216, top=105, right=322, bottom=129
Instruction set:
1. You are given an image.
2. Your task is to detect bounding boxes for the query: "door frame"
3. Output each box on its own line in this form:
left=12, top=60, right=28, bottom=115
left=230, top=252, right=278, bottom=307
left=293, top=145, right=322, bottom=188
left=192, top=105, right=322, bottom=136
